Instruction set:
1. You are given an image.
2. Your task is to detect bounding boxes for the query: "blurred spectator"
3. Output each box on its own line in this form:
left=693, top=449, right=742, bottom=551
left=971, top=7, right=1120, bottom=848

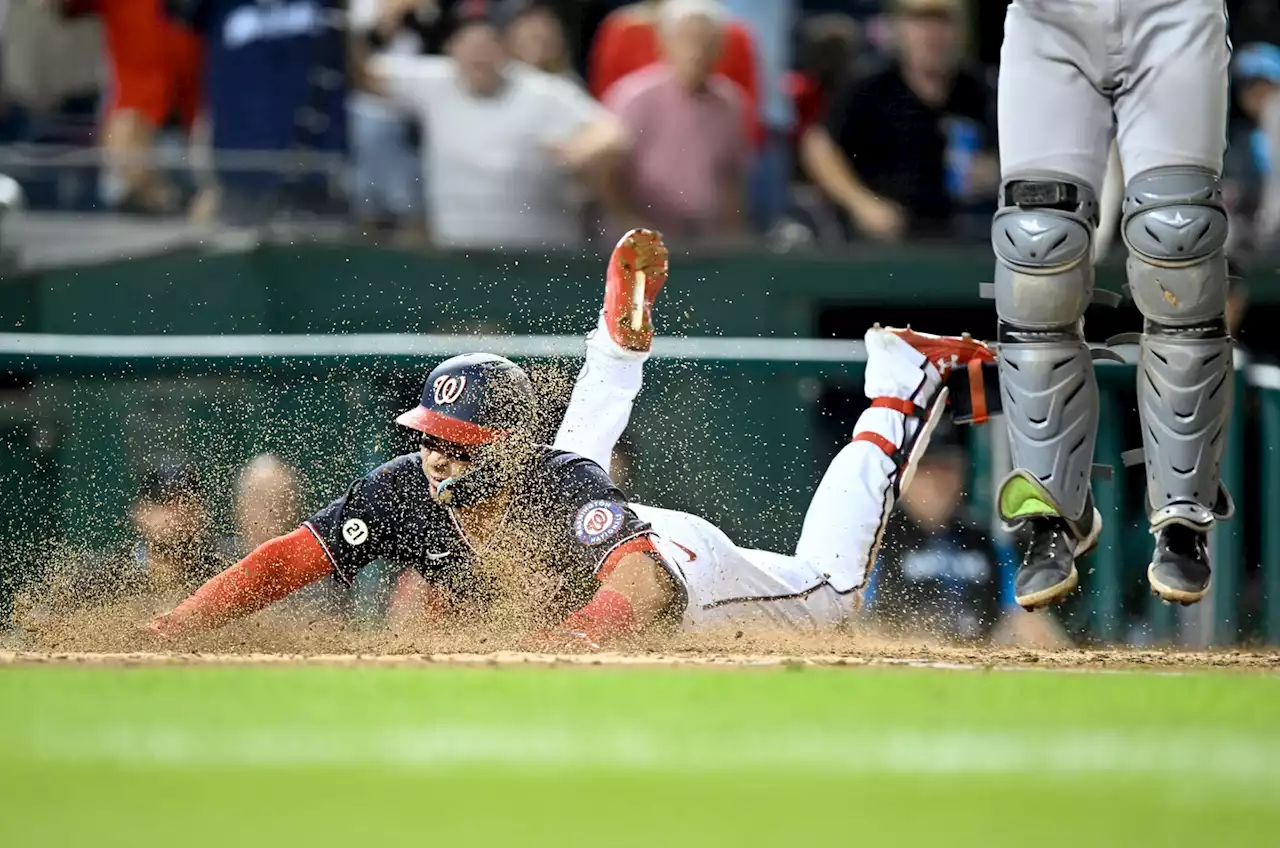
left=722, top=0, right=795, bottom=230
left=130, top=463, right=226, bottom=593
left=61, top=0, right=202, bottom=214
left=14, top=462, right=229, bottom=622
left=348, top=0, right=434, bottom=238
left=358, top=1, right=629, bottom=248
left=1230, top=44, right=1280, bottom=250
left=867, top=424, right=1071, bottom=647
left=866, top=424, right=1000, bottom=640
left=233, top=453, right=303, bottom=551
left=1, top=1, right=102, bottom=144
left=800, top=0, right=996, bottom=242
left=589, top=0, right=759, bottom=144
left=605, top=0, right=749, bottom=241
left=1229, top=0, right=1280, bottom=47
left=171, top=0, right=348, bottom=226
left=503, top=0, right=579, bottom=83
left=233, top=453, right=351, bottom=622
left=786, top=14, right=862, bottom=160
left=777, top=13, right=861, bottom=247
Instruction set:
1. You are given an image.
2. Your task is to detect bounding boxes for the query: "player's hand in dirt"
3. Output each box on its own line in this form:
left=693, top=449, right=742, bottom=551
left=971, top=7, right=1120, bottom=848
left=140, top=613, right=175, bottom=641
left=850, top=196, right=907, bottom=242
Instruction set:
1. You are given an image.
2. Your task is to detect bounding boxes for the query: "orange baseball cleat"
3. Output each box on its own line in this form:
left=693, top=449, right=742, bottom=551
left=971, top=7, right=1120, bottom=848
left=878, top=325, right=996, bottom=377
left=605, top=228, right=669, bottom=351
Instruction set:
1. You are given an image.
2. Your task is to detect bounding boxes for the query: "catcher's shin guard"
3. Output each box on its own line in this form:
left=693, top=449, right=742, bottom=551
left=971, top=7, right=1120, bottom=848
left=1123, top=166, right=1234, bottom=532
left=992, top=175, right=1101, bottom=534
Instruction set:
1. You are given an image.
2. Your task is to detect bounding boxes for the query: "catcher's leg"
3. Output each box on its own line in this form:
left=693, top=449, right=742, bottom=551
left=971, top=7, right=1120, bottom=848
left=994, top=1, right=1115, bottom=611
left=992, top=174, right=1105, bottom=611
left=553, top=229, right=668, bottom=472
left=1122, top=167, right=1233, bottom=605
left=793, top=326, right=995, bottom=595
left=1109, top=6, right=1232, bottom=606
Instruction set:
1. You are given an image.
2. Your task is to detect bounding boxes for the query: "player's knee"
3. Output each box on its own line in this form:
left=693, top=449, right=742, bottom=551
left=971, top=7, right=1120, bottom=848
left=1123, top=166, right=1229, bottom=325
left=992, top=176, right=1097, bottom=329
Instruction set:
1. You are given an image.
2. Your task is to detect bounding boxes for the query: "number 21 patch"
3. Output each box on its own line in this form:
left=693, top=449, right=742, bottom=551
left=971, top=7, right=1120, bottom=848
left=574, top=500, right=625, bottom=546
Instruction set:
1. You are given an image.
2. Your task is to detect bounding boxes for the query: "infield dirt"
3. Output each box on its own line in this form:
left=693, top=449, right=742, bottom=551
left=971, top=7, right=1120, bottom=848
left=6, top=590, right=1279, bottom=673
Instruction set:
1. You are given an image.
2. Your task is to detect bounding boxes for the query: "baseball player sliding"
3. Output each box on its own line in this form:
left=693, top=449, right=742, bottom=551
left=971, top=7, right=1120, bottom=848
left=147, top=230, right=998, bottom=647
left=992, top=0, right=1232, bottom=610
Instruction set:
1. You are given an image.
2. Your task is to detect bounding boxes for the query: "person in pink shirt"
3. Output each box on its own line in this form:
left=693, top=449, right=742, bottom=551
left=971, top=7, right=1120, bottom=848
left=605, top=0, right=750, bottom=242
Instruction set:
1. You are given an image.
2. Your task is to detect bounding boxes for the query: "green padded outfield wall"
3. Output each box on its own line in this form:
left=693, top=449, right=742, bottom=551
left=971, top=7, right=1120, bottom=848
left=2, top=244, right=1134, bottom=337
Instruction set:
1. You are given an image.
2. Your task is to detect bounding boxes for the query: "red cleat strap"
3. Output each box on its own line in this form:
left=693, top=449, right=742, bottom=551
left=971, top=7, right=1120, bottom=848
left=853, top=431, right=900, bottom=459
left=967, top=359, right=989, bottom=425
left=869, top=397, right=923, bottom=417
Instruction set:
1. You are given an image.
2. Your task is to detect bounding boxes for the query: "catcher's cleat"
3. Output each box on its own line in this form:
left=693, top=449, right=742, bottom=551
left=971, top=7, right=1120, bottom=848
left=1004, top=476, right=1101, bottom=611
left=605, top=228, right=669, bottom=351
left=1013, top=513, right=1094, bottom=611
left=878, top=325, right=996, bottom=378
left=1147, top=524, right=1212, bottom=606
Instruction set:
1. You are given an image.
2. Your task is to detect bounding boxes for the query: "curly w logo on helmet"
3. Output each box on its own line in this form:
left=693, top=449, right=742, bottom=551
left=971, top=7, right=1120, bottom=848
left=433, top=375, right=467, bottom=405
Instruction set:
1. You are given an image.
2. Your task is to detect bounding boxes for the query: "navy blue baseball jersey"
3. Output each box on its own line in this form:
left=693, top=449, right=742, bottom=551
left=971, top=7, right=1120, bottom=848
left=304, top=447, right=654, bottom=621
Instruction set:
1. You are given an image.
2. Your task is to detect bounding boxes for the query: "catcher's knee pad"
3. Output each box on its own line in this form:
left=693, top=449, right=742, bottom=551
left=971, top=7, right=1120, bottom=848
left=1123, top=166, right=1229, bottom=326
left=992, top=176, right=1098, bottom=329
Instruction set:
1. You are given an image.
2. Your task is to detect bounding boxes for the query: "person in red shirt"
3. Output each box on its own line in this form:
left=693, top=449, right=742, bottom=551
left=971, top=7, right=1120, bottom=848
left=588, top=0, right=760, bottom=144
left=65, top=0, right=203, bottom=213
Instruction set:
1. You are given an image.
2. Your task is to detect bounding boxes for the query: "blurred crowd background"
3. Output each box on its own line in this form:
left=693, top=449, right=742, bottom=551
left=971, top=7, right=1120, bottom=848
left=5, top=0, right=1280, bottom=650
left=0, top=0, right=1276, bottom=251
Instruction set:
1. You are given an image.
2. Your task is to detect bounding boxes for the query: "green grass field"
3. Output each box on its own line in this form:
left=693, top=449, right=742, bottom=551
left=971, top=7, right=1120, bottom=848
left=1, top=662, right=1277, bottom=847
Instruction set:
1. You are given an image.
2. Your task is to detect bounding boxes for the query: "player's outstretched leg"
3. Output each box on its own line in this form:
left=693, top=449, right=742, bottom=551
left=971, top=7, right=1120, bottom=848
left=992, top=176, right=1104, bottom=611
left=793, top=325, right=995, bottom=595
left=553, top=229, right=669, bottom=471
left=1122, top=168, right=1233, bottom=605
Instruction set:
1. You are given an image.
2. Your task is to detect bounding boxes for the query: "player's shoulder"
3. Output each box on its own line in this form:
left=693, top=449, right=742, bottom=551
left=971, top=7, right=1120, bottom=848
left=531, top=445, right=611, bottom=479
left=357, top=452, right=430, bottom=498
left=525, top=446, right=618, bottom=497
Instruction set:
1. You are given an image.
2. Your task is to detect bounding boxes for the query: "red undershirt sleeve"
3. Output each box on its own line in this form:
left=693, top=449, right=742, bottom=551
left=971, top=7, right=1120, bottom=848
left=151, top=526, right=333, bottom=636
left=557, top=589, right=635, bottom=645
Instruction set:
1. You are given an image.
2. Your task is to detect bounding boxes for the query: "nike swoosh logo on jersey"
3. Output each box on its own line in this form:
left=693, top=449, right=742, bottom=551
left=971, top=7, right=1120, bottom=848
left=424, top=552, right=454, bottom=561
left=672, top=541, right=697, bottom=562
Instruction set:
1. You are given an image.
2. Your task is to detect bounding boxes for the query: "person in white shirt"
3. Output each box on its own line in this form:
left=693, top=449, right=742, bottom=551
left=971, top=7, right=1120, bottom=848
left=357, top=2, right=629, bottom=249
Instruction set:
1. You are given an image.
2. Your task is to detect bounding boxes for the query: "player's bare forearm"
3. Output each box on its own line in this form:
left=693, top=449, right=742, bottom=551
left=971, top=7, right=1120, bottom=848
left=551, top=549, right=679, bottom=649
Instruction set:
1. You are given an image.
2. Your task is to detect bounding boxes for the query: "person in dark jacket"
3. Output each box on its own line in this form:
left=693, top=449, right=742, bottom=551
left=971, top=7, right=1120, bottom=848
left=865, top=422, right=1001, bottom=641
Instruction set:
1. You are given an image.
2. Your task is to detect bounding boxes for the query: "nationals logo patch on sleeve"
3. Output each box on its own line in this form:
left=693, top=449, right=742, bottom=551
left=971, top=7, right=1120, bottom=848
left=573, top=500, right=625, bottom=546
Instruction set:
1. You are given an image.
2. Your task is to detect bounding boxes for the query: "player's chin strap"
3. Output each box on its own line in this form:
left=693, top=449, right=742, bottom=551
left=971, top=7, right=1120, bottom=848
left=433, top=468, right=504, bottom=508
